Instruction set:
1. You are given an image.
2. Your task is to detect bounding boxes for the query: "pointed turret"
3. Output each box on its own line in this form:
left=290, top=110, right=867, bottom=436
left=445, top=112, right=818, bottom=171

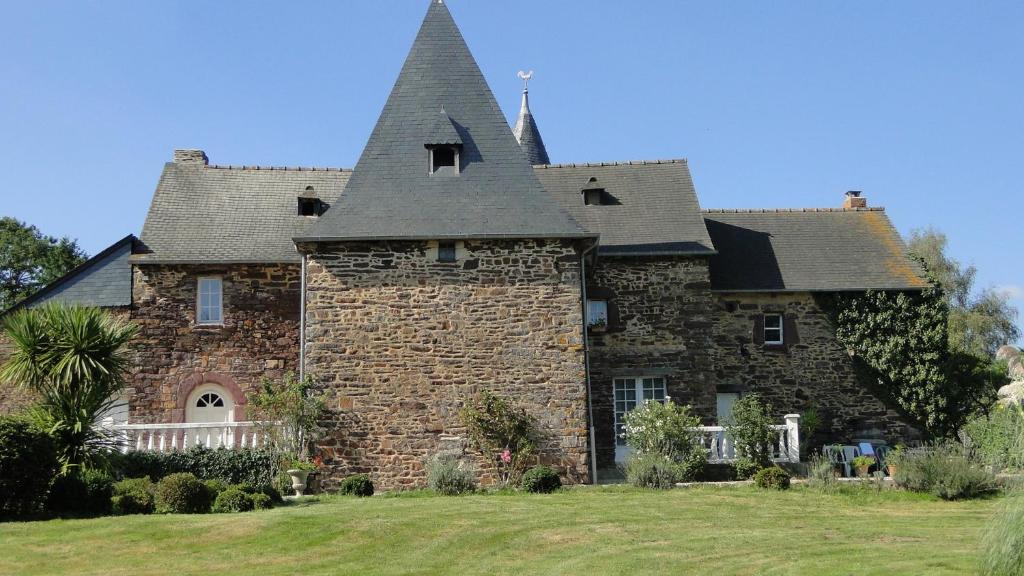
left=297, top=0, right=583, bottom=242
left=512, top=72, right=551, bottom=165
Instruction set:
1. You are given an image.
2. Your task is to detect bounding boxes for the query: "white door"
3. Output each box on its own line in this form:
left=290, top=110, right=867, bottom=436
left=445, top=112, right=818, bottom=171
left=185, top=384, right=234, bottom=423
left=613, top=377, right=667, bottom=464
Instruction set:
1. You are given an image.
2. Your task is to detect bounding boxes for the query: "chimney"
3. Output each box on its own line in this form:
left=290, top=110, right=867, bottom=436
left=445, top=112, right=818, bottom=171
left=173, top=149, right=209, bottom=165
left=843, top=190, right=867, bottom=209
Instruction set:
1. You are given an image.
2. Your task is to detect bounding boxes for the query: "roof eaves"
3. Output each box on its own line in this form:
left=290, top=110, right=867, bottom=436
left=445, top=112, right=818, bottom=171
left=2, top=234, right=137, bottom=316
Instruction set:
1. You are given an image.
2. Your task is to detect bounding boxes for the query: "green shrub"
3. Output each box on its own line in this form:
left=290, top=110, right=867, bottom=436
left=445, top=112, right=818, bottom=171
left=0, top=417, right=59, bottom=518
left=211, top=487, right=254, bottom=513
left=46, top=469, right=114, bottom=517
left=753, top=466, right=791, bottom=490
left=111, top=476, right=155, bottom=515
left=965, top=405, right=1024, bottom=472
left=112, top=446, right=278, bottom=487
left=250, top=493, right=273, bottom=510
left=808, top=454, right=838, bottom=491
left=724, top=394, right=777, bottom=466
left=339, top=474, right=374, bottom=497
left=890, top=444, right=996, bottom=500
left=426, top=454, right=476, bottom=495
left=733, top=458, right=762, bottom=481
left=625, top=453, right=680, bottom=489
left=259, top=484, right=283, bottom=504
left=203, top=479, right=229, bottom=498
left=155, top=473, right=212, bottom=514
left=520, top=466, right=561, bottom=493
left=677, top=448, right=707, bottom=482
left=981, top=494, right=1024, bottom=576
left=274, top=471, right=293, bottom=497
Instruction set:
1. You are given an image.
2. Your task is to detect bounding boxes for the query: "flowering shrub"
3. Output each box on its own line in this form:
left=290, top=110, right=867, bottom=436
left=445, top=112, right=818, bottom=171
left=622, top=399, right=706, bottom=486
left=460, top=392, right=536, bottom=486
left=622, top=399, right=702, bottom=460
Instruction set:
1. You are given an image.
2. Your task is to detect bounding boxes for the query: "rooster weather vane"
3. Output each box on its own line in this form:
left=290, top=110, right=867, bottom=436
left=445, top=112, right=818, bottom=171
left=517, top=70, right=534, bottom=91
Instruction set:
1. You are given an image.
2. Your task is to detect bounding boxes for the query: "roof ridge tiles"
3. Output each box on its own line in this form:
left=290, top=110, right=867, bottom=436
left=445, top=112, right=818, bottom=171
left=207, top=164, right=353, bottom=172
left=702, top=207, right=884, bottom=213
left=536, top=158, right=687, bottom=169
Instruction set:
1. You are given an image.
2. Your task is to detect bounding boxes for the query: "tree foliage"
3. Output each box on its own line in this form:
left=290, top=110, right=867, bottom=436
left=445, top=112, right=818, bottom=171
left=0, top=303, right=137, bottom=473
left=908, top=228, right=1019, bottom=357
left=0, top=217, right=87, bottom=310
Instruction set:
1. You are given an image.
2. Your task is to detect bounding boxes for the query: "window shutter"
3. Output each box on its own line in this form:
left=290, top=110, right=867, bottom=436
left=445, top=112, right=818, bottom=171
left=752, top=315, right=764, bottom=345
left=784, top=314, right=800, bottom=347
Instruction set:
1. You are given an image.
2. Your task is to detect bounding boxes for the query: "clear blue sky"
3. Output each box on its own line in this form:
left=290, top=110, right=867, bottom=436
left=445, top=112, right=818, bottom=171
left=1, top=1, right=1020, bottom=338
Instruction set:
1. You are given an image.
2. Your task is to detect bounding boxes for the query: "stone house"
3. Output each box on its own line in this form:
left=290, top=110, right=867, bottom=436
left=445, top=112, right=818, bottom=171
left=0, top=0, right=929, bottom=488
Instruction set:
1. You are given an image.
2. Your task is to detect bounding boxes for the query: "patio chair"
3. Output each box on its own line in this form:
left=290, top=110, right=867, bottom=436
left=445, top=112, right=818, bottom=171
left=874, top=445, right=891, bottom=475
left=824, top=445, right=857, bottom=477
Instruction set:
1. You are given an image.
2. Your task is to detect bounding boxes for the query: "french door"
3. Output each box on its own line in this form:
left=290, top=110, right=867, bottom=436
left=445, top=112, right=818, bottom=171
left=613, top=376, right=667, bottom=463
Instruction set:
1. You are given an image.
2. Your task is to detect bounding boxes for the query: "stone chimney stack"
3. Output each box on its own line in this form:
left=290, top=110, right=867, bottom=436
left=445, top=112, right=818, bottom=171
left=173, top=149, right=209, bottom=165
left=843, top=190, right=867, bottom=209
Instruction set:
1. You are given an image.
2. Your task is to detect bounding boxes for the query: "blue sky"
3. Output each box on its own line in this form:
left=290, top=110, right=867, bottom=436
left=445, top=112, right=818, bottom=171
left=1, top=1, right=1020, bottom=339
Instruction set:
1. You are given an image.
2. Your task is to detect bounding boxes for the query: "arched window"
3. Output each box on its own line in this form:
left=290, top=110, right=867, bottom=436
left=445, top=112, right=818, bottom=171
left=195, top=392, right=225, bottom=408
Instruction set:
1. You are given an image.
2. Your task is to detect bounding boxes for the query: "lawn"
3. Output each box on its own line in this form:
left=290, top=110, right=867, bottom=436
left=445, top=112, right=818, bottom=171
left=0, top=485, right=1000, bottom=576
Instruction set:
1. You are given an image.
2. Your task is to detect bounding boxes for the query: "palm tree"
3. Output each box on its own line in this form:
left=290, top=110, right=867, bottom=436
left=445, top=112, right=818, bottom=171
left=1, top=303, right=137, bottom=473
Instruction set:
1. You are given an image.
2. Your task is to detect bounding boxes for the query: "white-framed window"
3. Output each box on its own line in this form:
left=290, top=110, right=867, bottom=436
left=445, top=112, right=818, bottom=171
left=197, top=277, right=223, bottom=325
left=763, top=313, right=783, bottom=345
left=613, top=377, right=667, bottom=448
left=587, top=299, right=608, bottom=327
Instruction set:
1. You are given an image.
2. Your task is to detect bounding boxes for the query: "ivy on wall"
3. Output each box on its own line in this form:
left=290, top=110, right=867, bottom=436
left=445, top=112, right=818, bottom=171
left=818, top=286, right=952, bottom=436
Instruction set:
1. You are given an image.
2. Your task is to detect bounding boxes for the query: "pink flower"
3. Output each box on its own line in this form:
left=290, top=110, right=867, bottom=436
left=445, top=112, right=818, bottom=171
left=500, top=449, right=512, bottom=464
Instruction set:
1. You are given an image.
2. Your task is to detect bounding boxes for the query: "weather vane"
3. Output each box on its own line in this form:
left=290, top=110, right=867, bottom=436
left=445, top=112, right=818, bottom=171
left=517, top=70, right=534, bottom=91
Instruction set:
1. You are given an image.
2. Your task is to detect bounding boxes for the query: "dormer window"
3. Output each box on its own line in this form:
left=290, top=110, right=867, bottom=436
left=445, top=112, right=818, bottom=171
left=429, top=145, right=459, bottom=176
left=581, top=177, right=614, bottom=206
left=298, top=186, right=326, bottom=216
left=425, top=107, right=463, bottom=176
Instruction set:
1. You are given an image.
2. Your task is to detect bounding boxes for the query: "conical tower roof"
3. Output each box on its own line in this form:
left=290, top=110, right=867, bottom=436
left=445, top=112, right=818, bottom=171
left=298, top=0, right=586, bottom=242
left=513, top=86, right=550, bottom=165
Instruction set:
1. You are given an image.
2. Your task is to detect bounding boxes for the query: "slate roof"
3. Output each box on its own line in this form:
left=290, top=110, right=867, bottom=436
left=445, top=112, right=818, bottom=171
left=4, top=235, right=136, bottom=315
left=535, top=160, right=715, bottom=256
left=702, top=208, right=930, bottom=291
left=134, top=163, right=350, bottom=263
left=513, top=89, right=550, bottom=166
left=296, top=0, right=587, bottom=243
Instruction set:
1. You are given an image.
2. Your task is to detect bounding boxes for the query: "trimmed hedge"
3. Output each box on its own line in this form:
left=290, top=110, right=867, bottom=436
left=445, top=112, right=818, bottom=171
left=112, top=446, right=277, bottom=487
left=212, top=488, right=254, bottom=513
left=46, top=469, right=114, bottom=517
left=155, top=473, right=213, bottom=514
left=520, top=466, right=561, bottom=494
left=0, top=417, right=59, bottom=518
left=339, top=474, right=374, bottom=497
left=112, top=477, right=156, bottom=515
left=753, top=466, right=791, bottom=490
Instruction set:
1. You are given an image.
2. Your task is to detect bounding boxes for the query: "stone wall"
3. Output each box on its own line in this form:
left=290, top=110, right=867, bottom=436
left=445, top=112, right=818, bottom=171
left=710, top=291, right=920, bottom=446
left=129, top=264, right=300, bottom=423
left=586, top=257, right=716, bottom=470
left=302, top=239, right=589, bottom=490
left=0, top=333, right=35, bottom=415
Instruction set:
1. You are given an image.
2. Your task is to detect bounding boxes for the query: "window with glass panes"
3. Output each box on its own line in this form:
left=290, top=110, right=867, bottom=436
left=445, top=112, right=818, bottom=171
left=197, top=277, right=223, bottom=325
left=613, top=377, right=667, bottom=446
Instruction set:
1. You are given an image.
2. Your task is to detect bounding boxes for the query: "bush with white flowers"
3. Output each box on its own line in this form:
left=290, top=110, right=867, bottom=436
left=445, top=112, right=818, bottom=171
left=622, top=399, right=707, bottom=486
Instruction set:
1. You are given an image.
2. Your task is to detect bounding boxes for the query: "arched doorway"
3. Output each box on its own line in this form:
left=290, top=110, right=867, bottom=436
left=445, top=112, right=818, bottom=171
left=185, top=383, right=235, bottom=423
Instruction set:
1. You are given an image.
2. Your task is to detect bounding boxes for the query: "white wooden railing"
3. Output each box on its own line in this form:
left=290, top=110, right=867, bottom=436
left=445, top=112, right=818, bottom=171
left=107, top=422, right=274, bottom=453
left=693, top=414, right=801, bottom=463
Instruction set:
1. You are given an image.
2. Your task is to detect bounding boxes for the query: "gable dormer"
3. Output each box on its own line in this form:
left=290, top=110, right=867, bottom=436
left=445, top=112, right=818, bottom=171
left=425, top=108, right=462, bottom=176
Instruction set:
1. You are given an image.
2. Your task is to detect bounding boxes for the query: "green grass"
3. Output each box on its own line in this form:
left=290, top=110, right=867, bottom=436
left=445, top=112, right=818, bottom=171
left=0, top=485, right=1001, bottom=576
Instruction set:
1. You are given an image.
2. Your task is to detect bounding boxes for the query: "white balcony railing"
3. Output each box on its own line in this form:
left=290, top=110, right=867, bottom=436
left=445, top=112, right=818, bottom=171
left=107, top=422, right=273, bottom=453
left=692, top=414, right=801, bottom=463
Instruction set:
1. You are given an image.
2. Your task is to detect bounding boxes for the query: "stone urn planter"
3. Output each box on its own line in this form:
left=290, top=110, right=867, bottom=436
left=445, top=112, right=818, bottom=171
left=287, top=469, right=310, bottom=497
